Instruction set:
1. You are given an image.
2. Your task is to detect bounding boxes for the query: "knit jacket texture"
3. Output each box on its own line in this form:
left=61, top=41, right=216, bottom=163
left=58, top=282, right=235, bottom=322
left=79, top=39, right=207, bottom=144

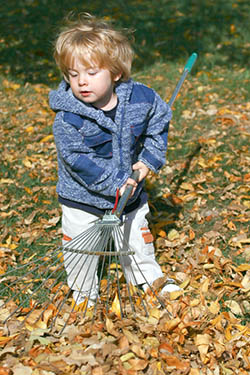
left=49, top=78, right=172, bottom=210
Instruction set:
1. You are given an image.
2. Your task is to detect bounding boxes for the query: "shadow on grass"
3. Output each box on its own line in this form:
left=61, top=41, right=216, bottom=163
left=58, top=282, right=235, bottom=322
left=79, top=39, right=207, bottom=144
left=147, top=144, right=202, bottom=233
left=0, top=0, right=249, bottom=85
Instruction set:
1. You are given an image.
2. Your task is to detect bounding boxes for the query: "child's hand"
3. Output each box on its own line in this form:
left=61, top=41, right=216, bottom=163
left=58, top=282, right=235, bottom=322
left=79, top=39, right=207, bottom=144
left=132, top=161, right=149, bottom=182
left=119, top=161, right=149, bottom=197
left=119, top=177, right=138, bottom=197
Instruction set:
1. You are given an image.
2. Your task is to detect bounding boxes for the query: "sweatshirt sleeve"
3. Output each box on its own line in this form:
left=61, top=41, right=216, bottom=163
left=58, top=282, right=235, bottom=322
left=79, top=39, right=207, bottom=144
left=53, top=112, right=130, bottom=197
left=138, top=92, right=172, bottom=172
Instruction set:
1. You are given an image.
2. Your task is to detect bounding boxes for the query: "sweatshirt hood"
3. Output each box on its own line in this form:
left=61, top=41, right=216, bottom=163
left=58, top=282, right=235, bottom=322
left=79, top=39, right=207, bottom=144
left=49, top=79, right=134, bottom=117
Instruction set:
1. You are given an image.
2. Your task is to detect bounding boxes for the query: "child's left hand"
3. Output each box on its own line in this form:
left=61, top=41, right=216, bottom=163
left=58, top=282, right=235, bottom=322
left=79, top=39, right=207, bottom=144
left=132, top=161, right=149, bottom=182
left=119, top=161, right=149, bottom=197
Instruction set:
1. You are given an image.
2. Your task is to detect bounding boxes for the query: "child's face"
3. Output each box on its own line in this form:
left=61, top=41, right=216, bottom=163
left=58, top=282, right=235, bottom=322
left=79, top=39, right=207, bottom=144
left=68, top=58, right=121, bottom=110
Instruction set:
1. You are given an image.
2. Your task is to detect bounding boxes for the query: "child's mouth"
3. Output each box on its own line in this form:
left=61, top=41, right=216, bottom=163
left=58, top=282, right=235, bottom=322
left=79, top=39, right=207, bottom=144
left=80, top=91, right=91, bottom=97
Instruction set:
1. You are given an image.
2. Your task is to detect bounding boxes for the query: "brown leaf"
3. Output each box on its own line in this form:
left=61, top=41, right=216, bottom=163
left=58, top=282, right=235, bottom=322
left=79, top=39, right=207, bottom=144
left=106, top=317, right=120, bottom=337
left=161, top=354, right=190, bottom=370
left=131, top=344, right=147, bottom=359
left=127, top=358, right=148, bottom=370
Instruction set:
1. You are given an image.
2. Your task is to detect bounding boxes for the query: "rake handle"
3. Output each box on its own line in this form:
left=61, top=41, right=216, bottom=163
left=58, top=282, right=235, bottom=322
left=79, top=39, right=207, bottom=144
left=114, top=170, right=140, bottom=218
left=168, top=52, right=197, bottom=108
left=113, top=54, right=198, bottom=218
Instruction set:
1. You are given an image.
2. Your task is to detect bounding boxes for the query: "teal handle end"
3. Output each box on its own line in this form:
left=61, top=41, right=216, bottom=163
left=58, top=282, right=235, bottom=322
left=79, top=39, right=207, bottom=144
left=185, top=52, right=198, bottom=72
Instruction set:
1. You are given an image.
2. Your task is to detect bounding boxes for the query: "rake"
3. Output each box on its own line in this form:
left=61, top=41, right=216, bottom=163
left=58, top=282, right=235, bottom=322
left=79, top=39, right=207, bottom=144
left=0, top=53, right=197, bottom=334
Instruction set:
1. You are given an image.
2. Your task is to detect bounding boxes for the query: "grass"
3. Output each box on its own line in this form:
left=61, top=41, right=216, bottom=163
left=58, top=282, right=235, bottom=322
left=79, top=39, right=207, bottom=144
left=0, top=0, right=249, bottom=325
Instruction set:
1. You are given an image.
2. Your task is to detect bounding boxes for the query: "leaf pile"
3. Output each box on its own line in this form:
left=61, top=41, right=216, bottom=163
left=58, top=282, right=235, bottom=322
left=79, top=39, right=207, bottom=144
left=0, top=66, right=250, bottom=374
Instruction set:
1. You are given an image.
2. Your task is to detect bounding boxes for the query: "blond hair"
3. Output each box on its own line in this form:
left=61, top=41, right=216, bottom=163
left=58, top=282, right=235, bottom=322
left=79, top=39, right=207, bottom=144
left=53, top=13, right=134, bottom=82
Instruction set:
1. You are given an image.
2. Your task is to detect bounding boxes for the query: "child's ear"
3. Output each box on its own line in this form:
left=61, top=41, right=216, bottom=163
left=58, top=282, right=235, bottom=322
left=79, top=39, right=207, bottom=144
left=114, top=72, right=122, bottom=82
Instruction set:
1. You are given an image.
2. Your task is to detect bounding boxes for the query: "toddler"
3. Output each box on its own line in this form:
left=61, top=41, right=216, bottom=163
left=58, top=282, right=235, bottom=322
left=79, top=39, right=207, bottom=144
left=49, top=13, right=181, bottom=308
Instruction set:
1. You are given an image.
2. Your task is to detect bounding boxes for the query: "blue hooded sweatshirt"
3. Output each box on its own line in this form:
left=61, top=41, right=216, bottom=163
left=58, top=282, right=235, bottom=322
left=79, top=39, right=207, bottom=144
left=49, top=78, right=172, bottom=211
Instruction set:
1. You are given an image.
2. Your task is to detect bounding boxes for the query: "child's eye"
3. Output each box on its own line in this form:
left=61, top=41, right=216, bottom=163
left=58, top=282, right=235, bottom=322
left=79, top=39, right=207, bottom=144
left=69, top=71, right=78, bottom=77
left=88, top=69, right=98, bottom=76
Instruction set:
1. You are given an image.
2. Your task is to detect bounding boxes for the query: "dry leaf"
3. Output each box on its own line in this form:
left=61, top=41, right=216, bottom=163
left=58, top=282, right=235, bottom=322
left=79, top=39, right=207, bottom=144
left=208, top=300, right=220, bottom=314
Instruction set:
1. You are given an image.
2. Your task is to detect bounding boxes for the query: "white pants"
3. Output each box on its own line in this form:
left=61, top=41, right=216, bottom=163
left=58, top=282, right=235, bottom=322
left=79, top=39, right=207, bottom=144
left=61, top=203, right=163, bottom=301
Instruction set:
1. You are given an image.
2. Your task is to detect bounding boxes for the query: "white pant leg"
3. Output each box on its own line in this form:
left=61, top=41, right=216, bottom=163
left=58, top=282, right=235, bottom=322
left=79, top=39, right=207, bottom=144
left=61, top=205, right=99, bottom=301
left=119, top=202, right=163, bottom=285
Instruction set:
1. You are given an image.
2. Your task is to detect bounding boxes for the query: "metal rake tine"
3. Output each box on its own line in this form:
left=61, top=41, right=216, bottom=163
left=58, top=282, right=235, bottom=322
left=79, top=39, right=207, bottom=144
left=3, top=253, right=70, bottom=323
left=92, top=226, right=112, bottom=314
left=17, top=251, right=80, bottom=329
left=53, top=228, right=105, bottom=332
left=131, top=252, right=166, bottom=309
left=63, top=221, right=104, bottom=248
left=115, top=224, right=165, bottom=315
left=1, top=248, right=66, bottom=311
left=43, top=228, right=103, bottom=330
left=57, top=253, right=101, bottom=334
left=113, top=250, right=127, bottom=318
left=2, top=246, right=83, bottom=323
left=113, top=225, right=142, bottom=316
left=98, top=226, right=125, bottom=318
left=0, top=246, right=65, bottom=298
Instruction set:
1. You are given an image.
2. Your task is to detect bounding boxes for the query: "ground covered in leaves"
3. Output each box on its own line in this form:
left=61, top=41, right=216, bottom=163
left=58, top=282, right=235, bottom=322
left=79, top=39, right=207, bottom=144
left=0, top=46, right=250, bottom=375
left=0, top=68, right=249, bottom=375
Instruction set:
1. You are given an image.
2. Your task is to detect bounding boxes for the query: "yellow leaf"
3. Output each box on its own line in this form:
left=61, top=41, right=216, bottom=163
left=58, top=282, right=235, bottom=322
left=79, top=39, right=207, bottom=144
left=25, top=323, right=36, bottom=332
left=110, top=263, right=121, bottom=270
left=230, top=24, right=236, bottom=33
left=0, top=178, right=14, bottom=184
left=189, top=229, right=195, bottom=240
left=168, top=229, right=179, bottom=241
left=35, top=320, right=47, bottom=330
left=179, top=278, right=190, bottom=289
left=0, top=334, right=18, bottom=344
left=169, top=290, right=183, bottom=300
left=227, top=221, right=236, bottom=230
left=201, top=278, right=210, bottom=293
left=40, top=134, right=53, bottom=143
left=208, top=300, right=220, bottom=314
left=158, top=229, right=166, bottom=237
left=195, top=334, right=211, bottom=363
left=22, top=159, right=32, bottom=168
left=224, top=300, right=243, bottom=315
left=182, top=109, right=195, bottom=119
left=243, top=200, right=250, bottom=209
left=203, top=264, right=215, bottom=270
left=195, top=333, right=211, bottom=346
left=110, top=292, right=122, bottom=319
left=24, top=187, right=33, bottom=195
left=148, top=307, right=161, bottom=324
left=149, top=307, right=161, bottom=320
left=25, top=126, right=34, bottom=133
left=198, top=157, right=208, bottom=168
left=163, top=317, right=181, bottom=332
left=190, top=299, right=200, bottom=307
left=143, top=336, right=159, bottom=347
left=2, top=79, right=20, bottom=90
left=225, top=325, right=232, bottom=341
left=57, top=252, right=64, bottom=263
left=180, top=182, right=194, bottom=191
left=214, top=341, right=225, bottom=357
left=123, top=328, right=140, bottom=344
left=235, top=264, right=250, bottom=272
left=120, top=352, right=135, bottom=362
left=190, top=369, right=200, bottom=375
left=241, top=272, right=250, bottom=289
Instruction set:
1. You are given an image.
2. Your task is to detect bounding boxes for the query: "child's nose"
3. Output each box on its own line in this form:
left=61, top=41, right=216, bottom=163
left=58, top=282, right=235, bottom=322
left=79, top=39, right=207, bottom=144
left=78, top=73, right=88, bottom=86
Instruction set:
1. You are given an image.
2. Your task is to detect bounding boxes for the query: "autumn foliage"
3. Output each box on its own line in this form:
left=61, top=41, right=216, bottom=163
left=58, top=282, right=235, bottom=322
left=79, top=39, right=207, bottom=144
left=0, top=1, right=250, bottom=373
